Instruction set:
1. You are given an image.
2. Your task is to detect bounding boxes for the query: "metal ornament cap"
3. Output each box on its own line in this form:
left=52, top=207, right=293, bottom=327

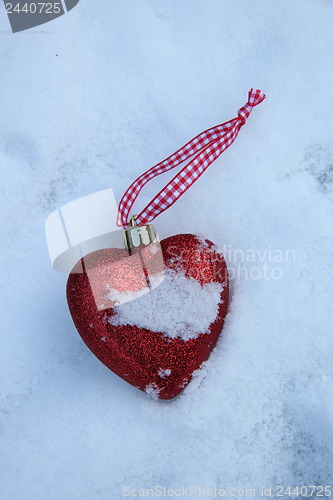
left=123, top=215, right=158, bottom=250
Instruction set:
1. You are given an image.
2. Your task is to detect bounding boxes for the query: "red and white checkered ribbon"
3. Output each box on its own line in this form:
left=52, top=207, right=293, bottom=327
left=117, top=89, right=266, bottom=227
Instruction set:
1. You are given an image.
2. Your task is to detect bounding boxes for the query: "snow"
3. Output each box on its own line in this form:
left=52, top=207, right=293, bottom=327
left=106, top=282, right=151, bottom=309
left=108, top=269, right=224, bottom=341
left=158, top=368, right=172, bottom=379
left=1, top=1, right=333, bottom=499
left=144, top=383, right=162, bottom=400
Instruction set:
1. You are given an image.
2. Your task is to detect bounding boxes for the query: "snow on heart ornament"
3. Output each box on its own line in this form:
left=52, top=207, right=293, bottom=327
left=45, top=89, right=266, bottom=400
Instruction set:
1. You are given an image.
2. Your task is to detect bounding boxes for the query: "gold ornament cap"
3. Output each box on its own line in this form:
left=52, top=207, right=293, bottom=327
left=123, top=215, right=158, bottom=250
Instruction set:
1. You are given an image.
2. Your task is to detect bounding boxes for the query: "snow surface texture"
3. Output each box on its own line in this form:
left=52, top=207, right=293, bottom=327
left=1, top=1, right=333, bottom=499
left=109, top=269, right=224, bottom=341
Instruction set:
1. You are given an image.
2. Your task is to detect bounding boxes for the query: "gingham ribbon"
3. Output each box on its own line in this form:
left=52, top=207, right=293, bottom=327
left=117, top=89, right=266, bottom=227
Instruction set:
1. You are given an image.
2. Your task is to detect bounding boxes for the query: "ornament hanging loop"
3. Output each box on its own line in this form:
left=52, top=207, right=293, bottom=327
left=129, top=214, right=138, bottom=227
left=117, top=89, right=266, bottom=228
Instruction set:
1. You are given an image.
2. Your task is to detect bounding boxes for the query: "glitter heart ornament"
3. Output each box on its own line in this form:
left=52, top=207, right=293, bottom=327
left=48, top=90, right=266, bottom=399
left=66, top=234, right=229, bottom=399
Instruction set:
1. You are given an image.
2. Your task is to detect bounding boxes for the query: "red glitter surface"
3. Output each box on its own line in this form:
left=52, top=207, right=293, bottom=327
left=66, top=234, right=229, bottom=400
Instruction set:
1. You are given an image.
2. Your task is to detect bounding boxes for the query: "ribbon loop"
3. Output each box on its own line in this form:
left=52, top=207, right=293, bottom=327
left=117, top=89, right=266, bottom=227
left=247, top=88, right=266, bottom=106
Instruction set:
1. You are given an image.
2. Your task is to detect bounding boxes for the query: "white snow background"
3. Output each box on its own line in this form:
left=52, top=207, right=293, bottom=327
left=1, top=1, right=333, bottom=499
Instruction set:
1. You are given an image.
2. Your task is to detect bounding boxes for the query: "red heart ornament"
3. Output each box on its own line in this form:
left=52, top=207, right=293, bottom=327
left=66, top=234, right=229, bottom=399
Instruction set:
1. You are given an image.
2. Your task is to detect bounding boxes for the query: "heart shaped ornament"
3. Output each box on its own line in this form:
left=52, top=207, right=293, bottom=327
left=47, top=91, right=265, bottom=400
left=67, top=234, right=229, bottom=399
